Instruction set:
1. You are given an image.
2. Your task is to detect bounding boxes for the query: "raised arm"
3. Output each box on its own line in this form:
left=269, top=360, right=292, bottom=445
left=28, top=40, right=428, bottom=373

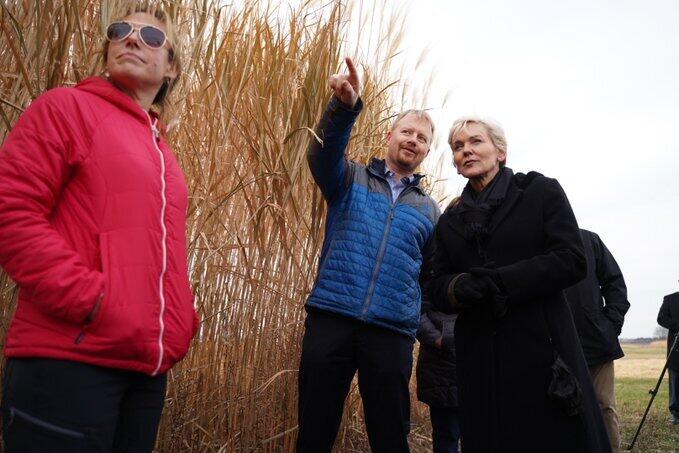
left=307, top=57, right=363, bottom=202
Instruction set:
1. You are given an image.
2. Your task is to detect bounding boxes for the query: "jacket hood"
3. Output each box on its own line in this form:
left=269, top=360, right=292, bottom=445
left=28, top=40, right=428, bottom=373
left=75, top=76, right=162, bottom=128
left=513, top=170, right=543, bottom=189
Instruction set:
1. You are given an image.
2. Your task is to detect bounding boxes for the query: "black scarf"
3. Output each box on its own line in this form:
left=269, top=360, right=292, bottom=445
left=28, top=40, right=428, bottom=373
left=452, top=167, right=514, bottom=246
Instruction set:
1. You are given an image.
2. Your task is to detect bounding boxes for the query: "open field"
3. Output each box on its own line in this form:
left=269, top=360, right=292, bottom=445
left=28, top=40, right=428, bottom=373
left=617, top=341, right=679, bottom=452
left=618, top=341, right=668, bottom=379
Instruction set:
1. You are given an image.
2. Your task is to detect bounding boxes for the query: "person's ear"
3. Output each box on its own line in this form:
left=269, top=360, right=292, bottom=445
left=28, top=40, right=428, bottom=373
left=497, top=148, right=507, bottom=163
left=164, top=59, right=179, bottom=80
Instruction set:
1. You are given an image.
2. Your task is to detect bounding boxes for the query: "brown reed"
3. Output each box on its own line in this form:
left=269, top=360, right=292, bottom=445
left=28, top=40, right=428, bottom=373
left=0, top=0, right=439, bottom=450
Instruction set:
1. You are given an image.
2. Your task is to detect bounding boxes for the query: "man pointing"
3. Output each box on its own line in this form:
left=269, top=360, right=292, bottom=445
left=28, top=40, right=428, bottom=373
left=296, top=58, right=440, bottom=452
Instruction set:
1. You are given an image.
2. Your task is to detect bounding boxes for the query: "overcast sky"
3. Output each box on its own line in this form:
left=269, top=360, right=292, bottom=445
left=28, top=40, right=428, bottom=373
left=387, top=0, right=679, bottom=337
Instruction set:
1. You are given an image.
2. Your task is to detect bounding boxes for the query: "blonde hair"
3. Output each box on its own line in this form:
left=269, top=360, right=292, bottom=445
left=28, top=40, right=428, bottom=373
left=448, top=116, right=507, bottom=167
left=102, top=2, right=181, bottom=107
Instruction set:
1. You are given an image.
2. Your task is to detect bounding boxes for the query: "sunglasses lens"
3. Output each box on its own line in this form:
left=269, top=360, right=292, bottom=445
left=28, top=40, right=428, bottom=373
left=140, top=26, right=166, bottom=48
left=106, top=22, right=132, bottom=41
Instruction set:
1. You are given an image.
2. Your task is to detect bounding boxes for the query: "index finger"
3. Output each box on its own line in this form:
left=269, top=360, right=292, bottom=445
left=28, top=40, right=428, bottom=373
left=345, top=57, right=358, bottom=78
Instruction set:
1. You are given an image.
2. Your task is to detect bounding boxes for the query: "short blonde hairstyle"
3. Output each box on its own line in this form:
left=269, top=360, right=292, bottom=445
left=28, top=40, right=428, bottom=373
left=102, top=2, right=181, bottom=107
left=391, top=110, right=435, bottom=144
left=448, top=116, right=507, bottom=167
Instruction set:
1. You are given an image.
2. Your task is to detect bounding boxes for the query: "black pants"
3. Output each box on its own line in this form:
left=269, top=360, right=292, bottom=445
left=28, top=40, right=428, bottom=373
left=1, top=358, right=167, bottom=452
left=670, top=369, right=679, bottom=417
left=429, top=406, right=460, bottom=453
left=296, top=310, right=414, bottom=453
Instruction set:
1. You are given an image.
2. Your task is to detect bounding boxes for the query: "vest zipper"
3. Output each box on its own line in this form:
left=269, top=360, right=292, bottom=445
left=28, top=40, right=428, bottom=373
left=361, top=186, right=413, bottom=317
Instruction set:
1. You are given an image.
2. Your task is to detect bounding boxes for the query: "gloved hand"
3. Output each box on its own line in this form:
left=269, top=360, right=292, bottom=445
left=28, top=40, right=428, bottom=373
left=469, top=267, right=503, bottom=289
left=447, top=272, right=499, bottom=309
left=470, top=267, right=507, bottom=318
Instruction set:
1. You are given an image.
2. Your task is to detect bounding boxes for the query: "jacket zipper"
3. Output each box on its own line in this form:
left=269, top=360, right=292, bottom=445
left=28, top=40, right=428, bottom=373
left=147, top=114, right=167, bottom=376
left=361, top=186, right=413, bottom=317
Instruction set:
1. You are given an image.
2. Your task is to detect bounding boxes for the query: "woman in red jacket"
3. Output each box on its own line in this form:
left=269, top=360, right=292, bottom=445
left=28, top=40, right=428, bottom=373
left=0, top=4, right=198, bottom=452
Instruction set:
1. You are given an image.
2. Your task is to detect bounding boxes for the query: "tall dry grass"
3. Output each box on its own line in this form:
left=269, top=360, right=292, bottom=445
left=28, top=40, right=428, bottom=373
left=0, top=0, right=439, bottom=450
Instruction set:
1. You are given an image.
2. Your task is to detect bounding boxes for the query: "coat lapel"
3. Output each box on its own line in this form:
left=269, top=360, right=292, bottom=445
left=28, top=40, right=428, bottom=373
left=444, top=204, right=468, bottom=240
left=488, top=180, right=522, bottom=234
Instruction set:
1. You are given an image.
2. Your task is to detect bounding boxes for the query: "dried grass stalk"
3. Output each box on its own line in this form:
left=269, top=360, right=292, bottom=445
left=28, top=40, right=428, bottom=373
left=0, top=0, right=436, bottom=450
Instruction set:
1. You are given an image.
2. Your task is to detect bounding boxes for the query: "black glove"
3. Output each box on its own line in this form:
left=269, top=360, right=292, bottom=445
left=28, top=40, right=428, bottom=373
left=448, top=272, right=499, bottom=308
left=470, top=267, right=507, bottom=318
left=469, top=267, right=503, bottom=289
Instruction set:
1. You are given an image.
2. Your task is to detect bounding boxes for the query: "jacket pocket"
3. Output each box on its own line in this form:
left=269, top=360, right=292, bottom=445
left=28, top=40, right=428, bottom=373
left=90, top=232, right=110, bottom=330
left=5, top=407, right=87, bottom=452
left=75, top=234, right=110, bottom=344
left=584, top=310, right=617, bottom=350
left=598, top=313, right=619, bottom=349
left=75, top=230, right=151, bottom=360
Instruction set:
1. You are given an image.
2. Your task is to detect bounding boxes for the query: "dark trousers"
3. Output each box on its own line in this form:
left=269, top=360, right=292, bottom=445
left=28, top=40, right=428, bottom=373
left=296, top=310, right=414, bottom=453
left=670, top=369, right=679, bottom=417
left=1, top=358, right=167, bottom=453
left=429, top=406, right=460, bottom=453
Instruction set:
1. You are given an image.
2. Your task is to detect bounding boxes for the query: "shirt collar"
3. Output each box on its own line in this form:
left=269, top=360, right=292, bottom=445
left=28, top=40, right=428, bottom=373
left=384, top=162, right=415, bottom=184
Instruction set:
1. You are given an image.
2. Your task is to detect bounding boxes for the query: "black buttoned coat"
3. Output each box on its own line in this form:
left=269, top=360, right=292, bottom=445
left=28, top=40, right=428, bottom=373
left=429, top=171, right=611, bottom=453
left=658, top=291, right=679, bottom=371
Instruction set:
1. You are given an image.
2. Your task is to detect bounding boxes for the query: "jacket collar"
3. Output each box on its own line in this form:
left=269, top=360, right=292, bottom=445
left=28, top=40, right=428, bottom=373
left=367, top=158, right=426, bottom=193
left=446, top=174, right=523, bottom=240
left=74, top=77, right=165, bottom=134
left=486, top=179, right=521, bottom=234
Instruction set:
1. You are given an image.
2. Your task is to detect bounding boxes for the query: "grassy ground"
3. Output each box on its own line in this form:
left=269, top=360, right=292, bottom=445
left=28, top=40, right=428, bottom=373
left=617, top=341, right=679, bottom=452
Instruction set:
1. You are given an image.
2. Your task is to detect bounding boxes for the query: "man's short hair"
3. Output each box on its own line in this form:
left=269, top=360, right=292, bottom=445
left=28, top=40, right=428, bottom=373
left=391, top=110, right=435, bottom=143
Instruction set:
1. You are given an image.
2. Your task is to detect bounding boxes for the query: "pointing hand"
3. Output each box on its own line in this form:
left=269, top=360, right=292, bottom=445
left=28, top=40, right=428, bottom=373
left=329, top=57, right=361, bottom=108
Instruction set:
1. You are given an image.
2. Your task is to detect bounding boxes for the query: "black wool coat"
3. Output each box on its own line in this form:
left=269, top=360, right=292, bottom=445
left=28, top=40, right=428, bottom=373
left=415, top=299, right=458, bottom=408
left=565, top=229, right=630, bottom=367
left=429, top=172, right=611, bottom=453
left=658, top=291, right=679, bottom=371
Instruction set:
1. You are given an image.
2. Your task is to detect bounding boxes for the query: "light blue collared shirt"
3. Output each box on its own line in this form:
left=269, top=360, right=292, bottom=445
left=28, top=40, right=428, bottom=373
left=384, top=164, right=415, bottom=202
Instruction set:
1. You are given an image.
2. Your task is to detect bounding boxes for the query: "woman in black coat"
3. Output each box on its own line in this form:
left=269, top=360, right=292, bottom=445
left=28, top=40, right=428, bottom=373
left=428, top=117, right=611, bottom=452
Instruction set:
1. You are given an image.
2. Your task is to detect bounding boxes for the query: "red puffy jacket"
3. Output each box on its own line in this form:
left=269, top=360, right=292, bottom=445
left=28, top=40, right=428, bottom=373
left=0, top=77, right=198, bottom=375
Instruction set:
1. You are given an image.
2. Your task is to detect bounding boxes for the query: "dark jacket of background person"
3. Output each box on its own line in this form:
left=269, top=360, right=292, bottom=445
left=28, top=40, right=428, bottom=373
left=565, top=229, right=630, bottom=366
left=429, top=171, right=612, bottom=453
left=416, top=300, right=458, bottom=408
left=658, top=292, right=679, bottom=371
